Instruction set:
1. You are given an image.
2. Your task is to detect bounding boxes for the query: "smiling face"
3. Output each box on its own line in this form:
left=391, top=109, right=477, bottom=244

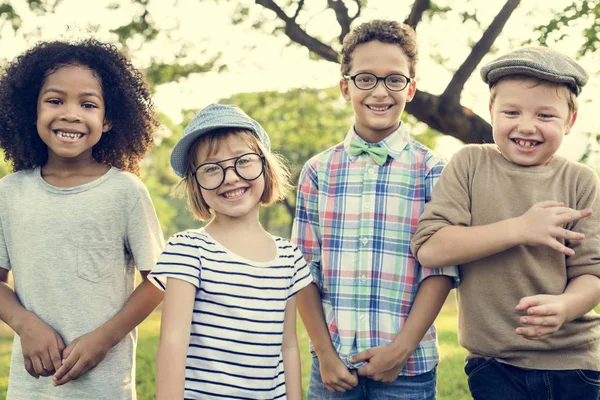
left=36, top=64, right=111, bottom=165
left=340, top=40, right=416, bottom=143
left=490, top=78, right=577, bottom=167
left=195, top=134, right=265, bottom=221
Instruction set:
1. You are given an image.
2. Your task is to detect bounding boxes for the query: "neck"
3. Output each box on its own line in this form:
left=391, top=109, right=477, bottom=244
left=43, top=154, right=101, bottom=175
left=206, top=208, right=263, bottom=235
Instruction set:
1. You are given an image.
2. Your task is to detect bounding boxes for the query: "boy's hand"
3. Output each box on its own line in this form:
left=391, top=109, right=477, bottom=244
left=515, top=294, right=568, bottom=340
left=317, top=351, right=358, bottom=392
left=516, top=201, right=591, bottom=256
left=18, top=312, right=65, bottom=378
left=52, top=328, right=113, bottom=386
left=351, top=343, right=409, bottom=383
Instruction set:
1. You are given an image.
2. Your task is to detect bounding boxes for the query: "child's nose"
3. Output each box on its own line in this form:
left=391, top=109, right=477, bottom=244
left=60, top=104, right=82, bottom=123
left=518, top=118, right=536, bottom=134
left=223, top=166, right=240, bottom=184
left=371, top=80, right=389, bottom=97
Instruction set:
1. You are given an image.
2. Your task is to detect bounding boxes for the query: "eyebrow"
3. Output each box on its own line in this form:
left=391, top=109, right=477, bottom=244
left=40, top=88, right=103, bottom=100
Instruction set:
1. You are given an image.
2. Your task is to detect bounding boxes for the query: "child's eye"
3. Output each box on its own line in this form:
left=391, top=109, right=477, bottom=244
left=45, top=98, right=61, bottom=105
left=538, top=113, right=554, bottom=119
left=82, top=102, right=98, bottom=109
left=502, top=110, right=518, bottom=116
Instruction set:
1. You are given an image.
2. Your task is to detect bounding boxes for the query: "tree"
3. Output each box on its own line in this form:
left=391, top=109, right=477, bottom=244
left=236, top=0, right=598, bottom=144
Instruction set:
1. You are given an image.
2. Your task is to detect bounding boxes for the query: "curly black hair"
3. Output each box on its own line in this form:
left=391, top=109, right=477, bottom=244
left=0, top=38, right=158, bottom=174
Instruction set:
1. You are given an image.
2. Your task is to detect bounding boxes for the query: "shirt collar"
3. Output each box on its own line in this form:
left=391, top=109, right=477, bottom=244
left=343, top=123, right=410, bottom=162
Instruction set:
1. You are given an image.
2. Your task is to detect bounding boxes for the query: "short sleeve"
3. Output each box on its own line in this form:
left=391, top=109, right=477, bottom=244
left=288, top=245, right=313, bottom=298
left=149, top=233, right=203, bottom=291
left=125, top=185, right=164, bottom=272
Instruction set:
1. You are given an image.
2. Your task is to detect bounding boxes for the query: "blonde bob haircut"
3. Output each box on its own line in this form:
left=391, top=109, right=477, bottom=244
left=174, top=128, right=292, bottom=221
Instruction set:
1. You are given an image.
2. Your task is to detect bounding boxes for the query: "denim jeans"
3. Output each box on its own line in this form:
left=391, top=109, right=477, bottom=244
left=308, top=355, right=437, bottom=400
left=465, top=357, right=600, bottom=400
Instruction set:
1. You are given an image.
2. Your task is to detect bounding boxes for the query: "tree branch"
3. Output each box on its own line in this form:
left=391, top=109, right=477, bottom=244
left=404, top=0, right=430, bottom=28
left=407, top=90, right=493, bottom=143
left=256, top=0, right=339, bottom=62
left=327, top=0, right=352, bottom=43
left=441, top=0, right=521, bottom=100
left=291, top=0, right=304, bottom=20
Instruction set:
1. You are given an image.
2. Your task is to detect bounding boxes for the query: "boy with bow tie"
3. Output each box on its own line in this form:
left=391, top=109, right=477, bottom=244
left=292, top=19, right=458, bottom=399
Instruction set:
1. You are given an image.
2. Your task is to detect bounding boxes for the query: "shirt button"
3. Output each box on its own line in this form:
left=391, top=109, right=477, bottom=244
left=361, top=274, right=367, bottom=283
left=368, top=168, right=375, bottom=175
left=364, top=203, right=370, bottom=209
left=360, top=315, right=366, bottom=321
left=361, top=237, right=368, bottom=245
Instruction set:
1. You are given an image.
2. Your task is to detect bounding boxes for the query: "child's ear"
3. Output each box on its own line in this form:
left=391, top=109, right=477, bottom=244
left=565, top=111, right=578, bottom=135
left=339, top=79, right=351, bottom=101
left=102, top=119, right=113, bottom=133
left=488, top=102, right=493, bottom=123
left=405, top=79, right=417, bottom=102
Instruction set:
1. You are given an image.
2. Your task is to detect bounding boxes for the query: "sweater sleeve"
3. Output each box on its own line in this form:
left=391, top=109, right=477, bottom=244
left=566, top=166, right=600, bottom=279
left=411, top=146, right=475, bottom=257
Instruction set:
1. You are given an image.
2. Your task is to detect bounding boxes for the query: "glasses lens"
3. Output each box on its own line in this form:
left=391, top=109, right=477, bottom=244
left=235, top=153, right=264, bottom=180
left=385, top=74, right=409, bottom=91
left=196, top=163, right=223, bottom=190
left=354, top=73, right=377, bottom=90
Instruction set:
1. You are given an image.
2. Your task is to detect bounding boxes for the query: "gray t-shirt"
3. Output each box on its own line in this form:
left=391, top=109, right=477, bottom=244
left=0, top=167, right=164, bottom=400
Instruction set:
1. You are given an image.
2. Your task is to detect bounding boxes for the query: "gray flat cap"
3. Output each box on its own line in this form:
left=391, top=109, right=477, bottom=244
left=480, top=47, right=588, bottom=96
left=170, top=103, right=271, bottom=178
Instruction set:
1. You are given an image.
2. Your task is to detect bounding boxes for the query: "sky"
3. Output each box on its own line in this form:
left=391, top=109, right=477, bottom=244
left=2, top=0, right=598, bottom=163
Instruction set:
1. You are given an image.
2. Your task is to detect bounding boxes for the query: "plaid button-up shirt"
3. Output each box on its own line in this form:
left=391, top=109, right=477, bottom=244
left=292, top=124, right=459, bottom=376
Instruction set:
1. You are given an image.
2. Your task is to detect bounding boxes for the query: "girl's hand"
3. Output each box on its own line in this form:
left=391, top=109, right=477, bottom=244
left=18, top=312, right=65, bottom=378
left=515, top=294, right=568, bottom=340
left=318, top=351, right=358, bottom=392
left=52, top=328, right=113, bottom=386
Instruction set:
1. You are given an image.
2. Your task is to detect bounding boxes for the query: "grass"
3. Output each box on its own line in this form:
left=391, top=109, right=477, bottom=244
left=1, top=295, right=598, bottom=400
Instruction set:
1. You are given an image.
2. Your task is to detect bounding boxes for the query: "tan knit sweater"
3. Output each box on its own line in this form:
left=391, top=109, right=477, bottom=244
left=411, top=144, right=600, bottom=370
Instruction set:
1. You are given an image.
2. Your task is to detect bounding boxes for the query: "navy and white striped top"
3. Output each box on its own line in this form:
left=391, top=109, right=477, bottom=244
left=149, top=228, right=312, bottom=400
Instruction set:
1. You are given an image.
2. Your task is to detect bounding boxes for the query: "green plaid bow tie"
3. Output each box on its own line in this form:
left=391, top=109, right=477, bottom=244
left=348, top=139, right=388, bottom=166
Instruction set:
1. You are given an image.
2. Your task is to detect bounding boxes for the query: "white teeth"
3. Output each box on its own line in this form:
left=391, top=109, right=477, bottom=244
left=368, top=105, right=390, bottom=112
left=56, top=130, right=83, bottom=140
left=223, top=188, right=246, bottom=199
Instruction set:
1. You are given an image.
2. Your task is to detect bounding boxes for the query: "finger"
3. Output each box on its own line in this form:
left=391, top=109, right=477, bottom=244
left=31, top=356, right=46, bottom=376
left=516, top=326, right=556, bottom=339
left=49, top=346, right=62, bottom=373
left=349, top=351, right=371, bottom=364
left=556, top=208, right=592, bottom=222
left=24, top=357, right=39, bottom=379
left=526, top=304, right=556, bottom=317
left=545, top=238, right=574, bottom=256
left=357, top=364, right=372, bottom=377
left=54, top=359, right=88, bottom=386
left=53, top=352, right=78, bottom=382
left=552, top=227, right=584, bottom=241
left=538, top=201, right=564, bottom=208
left=520, top=315, right=559, bottom=327
left=515, top=296, right=541, bottom=311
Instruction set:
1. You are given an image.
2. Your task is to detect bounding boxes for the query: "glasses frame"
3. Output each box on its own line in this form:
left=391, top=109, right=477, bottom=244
left=343, top=72, right=412, bottom=92
left=192, top=152, right=266, bottom=190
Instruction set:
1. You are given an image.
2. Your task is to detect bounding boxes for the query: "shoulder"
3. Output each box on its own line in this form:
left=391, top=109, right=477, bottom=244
left=302, top=142, right=345, bottom=171
left=167, top=229, right=213, bottom=246
left=407, top=139, right=447, bottom=172
left=557, top=157, right=599, bottom=192
left=445, top=144, right=498, bottom=168
left=0, top=169, right=35, bottom=193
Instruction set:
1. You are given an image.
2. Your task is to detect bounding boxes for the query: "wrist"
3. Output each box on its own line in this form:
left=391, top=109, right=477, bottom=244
left=9, top=309, right=35, bottom=335
left=313, top=344, right=338, bottom=360
left=506, top=217, right=525, bottom=246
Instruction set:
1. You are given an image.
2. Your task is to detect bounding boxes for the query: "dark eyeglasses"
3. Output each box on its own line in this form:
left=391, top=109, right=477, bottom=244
left=343, top=72, right=412, bottom=92
left=192, top=152, right=265, bottom=190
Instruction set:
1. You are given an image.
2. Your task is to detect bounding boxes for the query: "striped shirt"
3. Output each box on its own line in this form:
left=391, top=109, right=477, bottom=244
left=149, top=229, right=312, bottom=399
left=291, top=124, right=459, bottom=376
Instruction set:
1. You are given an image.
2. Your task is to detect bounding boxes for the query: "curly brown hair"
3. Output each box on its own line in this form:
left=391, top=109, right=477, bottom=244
left=0, top=38, right=158, bottom=174
left=340, top=20, right=418, bottom=78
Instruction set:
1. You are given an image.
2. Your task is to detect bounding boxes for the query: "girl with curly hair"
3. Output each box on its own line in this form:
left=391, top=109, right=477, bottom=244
left=0, top=38, right=164, bottom=399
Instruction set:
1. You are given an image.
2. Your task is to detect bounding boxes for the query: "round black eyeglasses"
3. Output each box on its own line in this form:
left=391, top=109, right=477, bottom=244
left=192, top=152, right=265, bottom=190
left=343, top=73, right=412, bottom=92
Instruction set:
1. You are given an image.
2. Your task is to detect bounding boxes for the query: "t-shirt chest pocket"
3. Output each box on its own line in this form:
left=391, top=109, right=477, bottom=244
left=77, top=239, right=121, bottom=282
